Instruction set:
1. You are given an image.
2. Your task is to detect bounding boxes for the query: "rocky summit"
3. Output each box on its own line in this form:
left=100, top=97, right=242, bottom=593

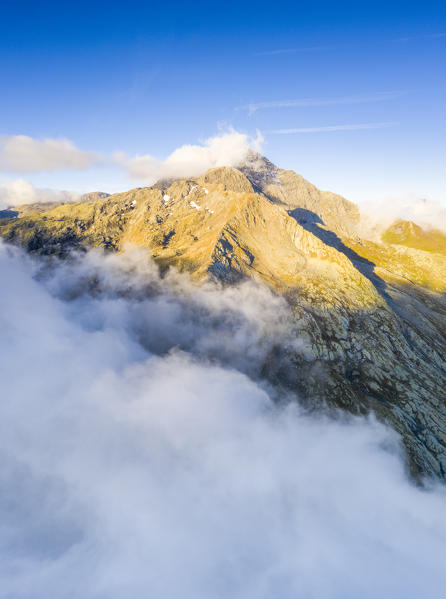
left=1, top=155, right=445, bottom=480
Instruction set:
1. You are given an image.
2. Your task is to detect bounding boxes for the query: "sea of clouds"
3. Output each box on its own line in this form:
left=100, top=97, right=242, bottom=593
left=2, top=242, right=446, bottom=598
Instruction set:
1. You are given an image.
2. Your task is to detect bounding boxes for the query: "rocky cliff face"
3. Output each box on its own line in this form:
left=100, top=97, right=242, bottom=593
left=1, top=157, right=445, bottom=479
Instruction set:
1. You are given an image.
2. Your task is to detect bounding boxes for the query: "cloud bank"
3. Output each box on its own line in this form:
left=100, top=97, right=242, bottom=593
left=0, top=130, right=264, bottom=206
left=0, top=135, right=102, bottom=173
left=1, top=243, right=446, bottom=598
left=0, top=130, right=264, bottom=186
left=359, top=195, right=446, bottom=235
left=0, top=179, right=79, bottom=210
left=124, top=130, right=264, bottom=183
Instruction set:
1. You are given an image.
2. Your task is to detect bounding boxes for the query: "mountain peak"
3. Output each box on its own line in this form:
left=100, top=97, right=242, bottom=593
left=1, top=160, right=446, bottom=480
left=198, top=166, right=254, bottom=194
left=237, top=151, right=280, bottom=190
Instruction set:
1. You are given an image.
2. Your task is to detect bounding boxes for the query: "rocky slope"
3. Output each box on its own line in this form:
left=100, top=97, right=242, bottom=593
left=1, top=157, right=445, bottom=479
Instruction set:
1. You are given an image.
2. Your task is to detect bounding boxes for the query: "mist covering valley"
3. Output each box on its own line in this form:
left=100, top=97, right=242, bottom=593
left=1, top=240, right=446, bottom=598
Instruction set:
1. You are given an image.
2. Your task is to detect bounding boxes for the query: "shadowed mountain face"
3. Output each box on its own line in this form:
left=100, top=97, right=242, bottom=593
left=289, top=208, right=392, bottom=303
left=0, top=209, right=19, bottom=219
left=1, top=157, right=446, bottom=480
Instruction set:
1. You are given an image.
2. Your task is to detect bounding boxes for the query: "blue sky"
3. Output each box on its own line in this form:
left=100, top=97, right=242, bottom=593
left=1, top=0, right=445, bottom=204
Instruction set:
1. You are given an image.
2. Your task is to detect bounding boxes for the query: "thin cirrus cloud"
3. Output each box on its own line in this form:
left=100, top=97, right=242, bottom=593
left=257, top=33, right=446, bottom=54
left=266, top=122, right=399, bottom=134
left=238, top=91, right=407, bottom=115
left=393, top=32, right=446, bottom=42
left=0, top=135, right=103, bottom=173
left=253, top=45, right=331, bottom=56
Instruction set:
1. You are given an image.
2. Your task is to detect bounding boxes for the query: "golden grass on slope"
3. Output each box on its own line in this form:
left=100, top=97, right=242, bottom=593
left=382, top=220, right=446, bottom=256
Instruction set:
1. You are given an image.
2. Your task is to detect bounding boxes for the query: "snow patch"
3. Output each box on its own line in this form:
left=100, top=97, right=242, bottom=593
left=189, top=201, right=201, bottom=210
left=163, top=194, right=170, bottom=203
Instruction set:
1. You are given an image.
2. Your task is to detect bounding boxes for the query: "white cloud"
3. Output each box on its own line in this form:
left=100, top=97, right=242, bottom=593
left=0, top=130, right=264, bottom=194
left=267, top=122, right=398, bottom=134
left=359, top=194, right=446, bottom=235
left=124, top=130, right=264, bottom=183
left=0, top=130, right=264, bottom=183
left=1, top=244, right=446, bottom=597
left=238, top=91, right=406, bottom=115
left=0, top=135, right=102, bottom=173
left=0, top=179, right=79, bottom=210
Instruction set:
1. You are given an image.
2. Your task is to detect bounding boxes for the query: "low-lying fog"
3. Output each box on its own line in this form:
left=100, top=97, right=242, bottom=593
left=1, top=242, right=446, bottom=598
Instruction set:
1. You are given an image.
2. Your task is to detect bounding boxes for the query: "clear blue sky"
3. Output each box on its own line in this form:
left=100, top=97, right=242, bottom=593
left=1, top=0, right=445, bottom=203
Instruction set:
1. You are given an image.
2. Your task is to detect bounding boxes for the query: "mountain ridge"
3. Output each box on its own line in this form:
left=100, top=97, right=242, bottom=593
left=1, top=156, right=445, bottom=479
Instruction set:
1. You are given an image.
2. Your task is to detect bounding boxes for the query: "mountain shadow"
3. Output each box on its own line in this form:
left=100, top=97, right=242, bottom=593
left=0, top=210, right=19, bottom=220
left=289, top=208, right=393, bottom=304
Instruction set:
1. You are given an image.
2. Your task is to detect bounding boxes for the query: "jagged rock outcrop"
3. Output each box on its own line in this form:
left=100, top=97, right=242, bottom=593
left=80, top=191, right=110, bottom=203
left=1, top=158, right=445, bottom=479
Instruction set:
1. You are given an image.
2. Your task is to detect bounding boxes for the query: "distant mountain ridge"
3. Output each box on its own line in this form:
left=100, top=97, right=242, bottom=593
left=382, top=219, right=446, bottom=256
left=1, top=156, right=445, bottom=480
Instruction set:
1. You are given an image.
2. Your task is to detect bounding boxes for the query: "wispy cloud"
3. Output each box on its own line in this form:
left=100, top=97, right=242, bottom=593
left=253, top=46, right=330, bottom=56
left=237, top=91, right=407, bottom=115
left=267, top=122, right=398, bottom=134
left=255, top=34, right=446, bottom=57
left=393, top=32, right=446, bottom=42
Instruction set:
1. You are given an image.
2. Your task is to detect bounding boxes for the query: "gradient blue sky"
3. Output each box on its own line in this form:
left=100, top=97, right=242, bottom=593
left=1, top=0, right=445, bottom=203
